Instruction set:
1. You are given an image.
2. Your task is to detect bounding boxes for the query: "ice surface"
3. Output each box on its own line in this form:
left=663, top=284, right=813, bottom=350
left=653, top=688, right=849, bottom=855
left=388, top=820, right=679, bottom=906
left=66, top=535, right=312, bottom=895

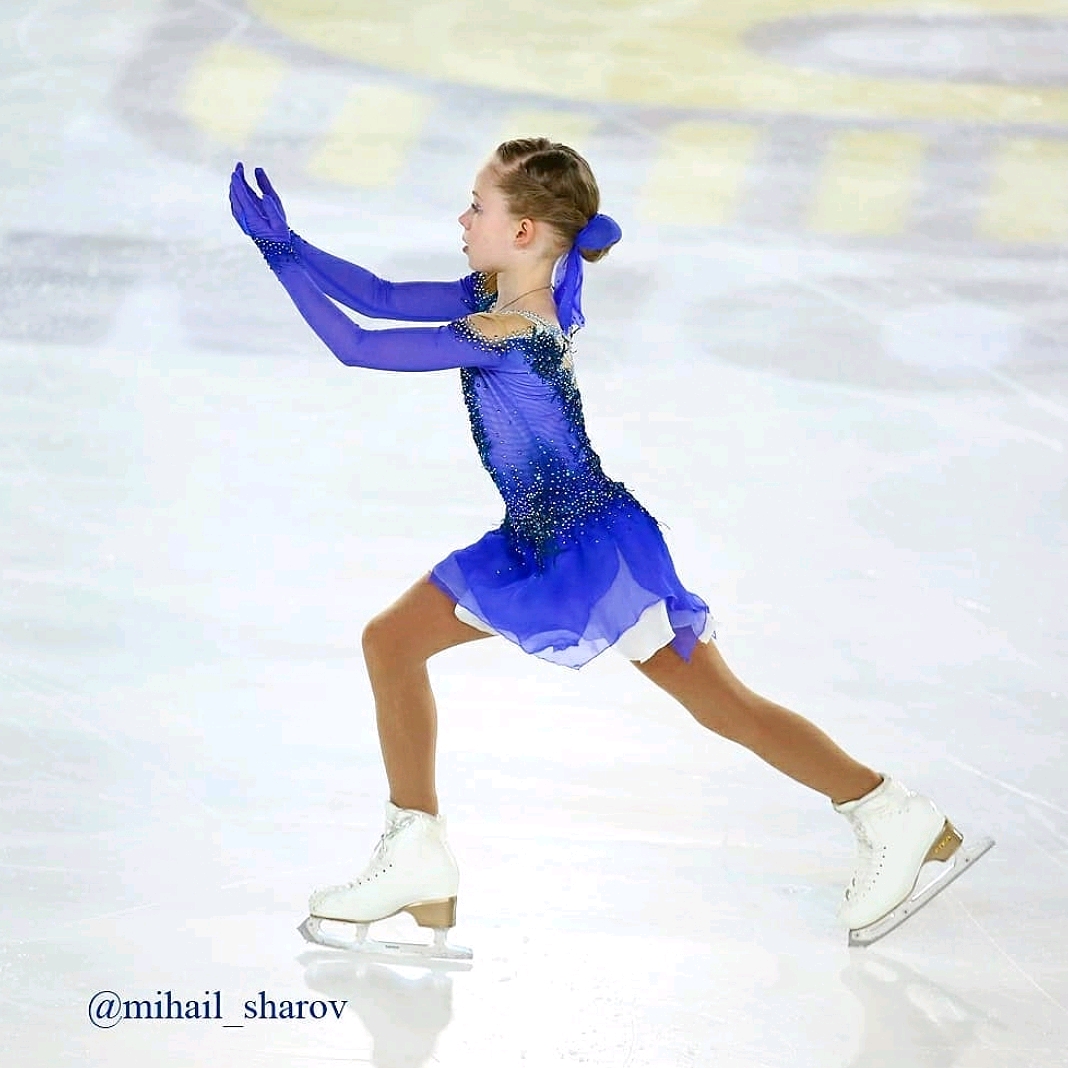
left=2, top=1, right=1066, bottom=1065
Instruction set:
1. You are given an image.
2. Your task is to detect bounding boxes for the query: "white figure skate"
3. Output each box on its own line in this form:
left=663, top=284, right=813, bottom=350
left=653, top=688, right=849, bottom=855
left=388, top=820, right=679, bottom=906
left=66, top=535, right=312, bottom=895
left=834, top=775, right=994, bottom=947
left=299, top=801, right=472, bottom=962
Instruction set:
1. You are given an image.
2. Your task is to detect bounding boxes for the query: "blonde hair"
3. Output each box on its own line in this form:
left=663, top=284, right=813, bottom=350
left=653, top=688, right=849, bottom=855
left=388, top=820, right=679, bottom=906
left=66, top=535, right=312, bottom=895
left=493, top=138, right=610, bottom=263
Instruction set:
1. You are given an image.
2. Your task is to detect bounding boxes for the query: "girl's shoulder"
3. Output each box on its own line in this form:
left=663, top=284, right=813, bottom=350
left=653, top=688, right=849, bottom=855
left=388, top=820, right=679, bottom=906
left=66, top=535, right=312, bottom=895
left=464, top=311, right=539, bottom=342
left=456, top=310, right=568, bottom=348
left=456, top=274, right=571, bottom=370
left=452, top=312, right=573, bottom=381
left=450, top=312, right=542, bottom=357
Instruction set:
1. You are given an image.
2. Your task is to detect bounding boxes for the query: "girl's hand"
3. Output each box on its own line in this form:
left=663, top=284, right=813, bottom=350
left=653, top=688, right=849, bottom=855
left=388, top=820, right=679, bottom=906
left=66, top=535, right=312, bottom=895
left=229, top=162, right=290, bottom=241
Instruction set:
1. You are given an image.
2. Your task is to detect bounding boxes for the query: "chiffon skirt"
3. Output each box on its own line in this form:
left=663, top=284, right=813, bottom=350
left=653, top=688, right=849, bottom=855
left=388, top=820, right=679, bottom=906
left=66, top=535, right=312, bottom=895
left=429, top=497, right=714, bottom=669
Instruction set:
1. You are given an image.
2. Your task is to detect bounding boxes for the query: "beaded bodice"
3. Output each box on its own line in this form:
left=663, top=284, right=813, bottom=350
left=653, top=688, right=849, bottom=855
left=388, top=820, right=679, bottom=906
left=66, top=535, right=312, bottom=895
left=453, top=277, right=635, bottom=563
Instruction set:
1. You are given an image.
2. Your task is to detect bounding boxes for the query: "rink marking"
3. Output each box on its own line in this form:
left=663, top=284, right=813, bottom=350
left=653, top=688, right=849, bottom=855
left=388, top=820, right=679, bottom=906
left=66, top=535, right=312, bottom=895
left=181, top=41, right=288, bottom=148
left=978, top=137, right=1068, bottom=243
left=809, top=129, right=925, bottom=236
left=496, top=110, right=597, bottom=151
left=641, top=121, right=759, bottom=226
left=307, top=83, right=431, bottom=186
left=248, top=0, right=1068, bottom=124
left=167, top=31, right=1068, bottom=248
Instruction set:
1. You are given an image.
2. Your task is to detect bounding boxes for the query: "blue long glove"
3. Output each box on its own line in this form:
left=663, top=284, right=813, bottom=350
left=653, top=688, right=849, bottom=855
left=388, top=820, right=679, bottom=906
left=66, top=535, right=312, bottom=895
left=229, top=162, right=479, bottom=321
left=229, top=162, right=289, bottom=242
left=229, top=163, right=503, bottom=371
left=265, top=262, right=504, bottom=371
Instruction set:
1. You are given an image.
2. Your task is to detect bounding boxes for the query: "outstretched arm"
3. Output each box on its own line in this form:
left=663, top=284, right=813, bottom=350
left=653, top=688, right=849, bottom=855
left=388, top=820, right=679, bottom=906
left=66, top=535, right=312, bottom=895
left=230, top=162, right=499, bottom=367
left=292, top=234, right=482, bottom=322
left=228, top=161, right=485, bottom=321
left=264, top=248, right=500, bottom=371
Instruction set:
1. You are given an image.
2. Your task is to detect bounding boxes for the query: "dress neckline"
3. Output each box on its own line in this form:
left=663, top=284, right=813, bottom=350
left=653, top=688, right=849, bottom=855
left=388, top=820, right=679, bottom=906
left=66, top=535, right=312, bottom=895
left=489, top=302, right=566, bottom=337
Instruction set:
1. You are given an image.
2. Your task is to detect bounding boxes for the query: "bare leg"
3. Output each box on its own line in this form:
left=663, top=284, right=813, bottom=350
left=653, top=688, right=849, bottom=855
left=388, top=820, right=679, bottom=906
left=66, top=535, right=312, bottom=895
left=361, top=575, right=491, bottom=816
left=635, top=640, right=881, bottom=805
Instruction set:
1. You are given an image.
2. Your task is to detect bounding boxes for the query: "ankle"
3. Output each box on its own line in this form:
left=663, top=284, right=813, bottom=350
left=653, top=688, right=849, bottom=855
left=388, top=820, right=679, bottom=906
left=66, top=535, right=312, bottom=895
left=832, top=772, right=884, bottom=807
left=389, top=795, right=439, bottom=817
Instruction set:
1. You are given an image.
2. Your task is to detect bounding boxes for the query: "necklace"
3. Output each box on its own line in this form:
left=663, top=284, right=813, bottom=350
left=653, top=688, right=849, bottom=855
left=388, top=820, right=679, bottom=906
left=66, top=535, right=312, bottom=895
left=496, top=285, right=551, bottom=312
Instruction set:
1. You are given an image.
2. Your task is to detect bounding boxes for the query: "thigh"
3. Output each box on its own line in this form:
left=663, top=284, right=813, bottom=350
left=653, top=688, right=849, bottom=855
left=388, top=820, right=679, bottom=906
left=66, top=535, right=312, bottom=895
left=365, top=573, right=492, bottom=662
left=633, top=638, right=752, bottom=713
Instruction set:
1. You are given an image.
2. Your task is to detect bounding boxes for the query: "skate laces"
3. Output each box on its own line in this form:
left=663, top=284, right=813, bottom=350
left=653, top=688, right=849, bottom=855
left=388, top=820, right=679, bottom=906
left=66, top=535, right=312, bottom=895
left=368, top=813, right=420, bottom=875
left=329, top=812, right=422, bottom=891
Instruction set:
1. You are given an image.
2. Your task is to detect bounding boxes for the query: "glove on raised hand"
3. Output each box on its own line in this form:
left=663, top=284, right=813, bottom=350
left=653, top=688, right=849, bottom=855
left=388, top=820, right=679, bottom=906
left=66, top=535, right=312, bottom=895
left=229, top=162, right=296, bottom=265
left=227, top=161, right=495, bottom=357
left=229, top=163, right=486, bottom=322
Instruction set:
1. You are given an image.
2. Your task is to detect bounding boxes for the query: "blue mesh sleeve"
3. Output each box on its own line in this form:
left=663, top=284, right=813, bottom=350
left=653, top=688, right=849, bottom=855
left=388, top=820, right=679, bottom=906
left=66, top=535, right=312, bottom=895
left=262, top=253, right=500, bottom=371
left=290, top=233, right=480, bottom=321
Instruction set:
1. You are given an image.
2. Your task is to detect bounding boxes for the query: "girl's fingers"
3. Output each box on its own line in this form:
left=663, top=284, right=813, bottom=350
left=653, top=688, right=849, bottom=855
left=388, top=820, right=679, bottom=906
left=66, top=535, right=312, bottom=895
left=229, top=185, right=248, bottom=227
left=255, top=166, right=278, bottom=201
left=230, top=170, right=251, bottom=206
left=230, top=181, right=253, bottom=222
left=230, top=168, right=250, bottom=197
left=256, top=168, right=287, bottom=224
left=234, top=161, right=259, bottom=201
left=231, top=172, right=266, bottom=220
left=231, top=161, right=286, bottom=235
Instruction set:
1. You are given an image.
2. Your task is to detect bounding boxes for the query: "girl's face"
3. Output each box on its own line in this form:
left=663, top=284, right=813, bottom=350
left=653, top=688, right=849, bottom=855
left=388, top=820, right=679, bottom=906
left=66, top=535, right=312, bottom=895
left=458, top=161, right=525, bottom=272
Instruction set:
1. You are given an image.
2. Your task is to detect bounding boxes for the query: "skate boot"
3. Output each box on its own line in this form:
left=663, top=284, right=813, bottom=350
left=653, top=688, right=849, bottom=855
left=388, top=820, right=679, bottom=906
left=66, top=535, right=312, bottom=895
left=298, top=801, right=471, bottom=961
left=834, top=775, right=994, bottom=947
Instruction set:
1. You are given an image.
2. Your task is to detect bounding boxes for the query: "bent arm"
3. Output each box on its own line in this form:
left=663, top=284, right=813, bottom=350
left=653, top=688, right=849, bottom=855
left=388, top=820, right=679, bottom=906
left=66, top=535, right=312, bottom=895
left=269, top=257, right=499, bottom=371
left=291, top=233, right=479, bottom=321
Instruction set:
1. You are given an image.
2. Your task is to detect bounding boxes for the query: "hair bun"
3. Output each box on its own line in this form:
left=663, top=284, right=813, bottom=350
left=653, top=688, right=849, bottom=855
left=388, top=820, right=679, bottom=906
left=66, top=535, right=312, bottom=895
left=576, top=213, right=622, bottom=253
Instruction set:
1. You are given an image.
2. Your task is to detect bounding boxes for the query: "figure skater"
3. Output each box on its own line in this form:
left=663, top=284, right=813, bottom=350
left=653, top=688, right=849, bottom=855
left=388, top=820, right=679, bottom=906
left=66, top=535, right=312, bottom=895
left=228, top=140, right=992, bottom=955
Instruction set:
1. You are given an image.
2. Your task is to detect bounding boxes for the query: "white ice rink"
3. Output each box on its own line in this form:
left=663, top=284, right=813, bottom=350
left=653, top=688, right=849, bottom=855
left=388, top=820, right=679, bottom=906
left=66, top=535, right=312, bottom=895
left=2, top=1, right=1067, bottom=1065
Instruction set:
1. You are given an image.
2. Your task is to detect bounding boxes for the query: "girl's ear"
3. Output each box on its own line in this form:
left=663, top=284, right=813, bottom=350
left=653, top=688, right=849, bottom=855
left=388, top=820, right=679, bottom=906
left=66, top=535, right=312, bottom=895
left=513, top=218, right=537, bottom=248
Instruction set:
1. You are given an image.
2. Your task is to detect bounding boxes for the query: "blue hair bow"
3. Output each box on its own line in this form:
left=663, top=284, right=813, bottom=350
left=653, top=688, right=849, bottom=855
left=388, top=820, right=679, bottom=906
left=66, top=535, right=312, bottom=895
left=552, top=213, right=622, bottom=334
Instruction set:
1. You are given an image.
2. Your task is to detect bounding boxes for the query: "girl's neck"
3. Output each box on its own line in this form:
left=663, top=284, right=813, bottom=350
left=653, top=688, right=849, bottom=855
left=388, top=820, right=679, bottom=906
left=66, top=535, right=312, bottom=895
left=494, top=264, right=555, bottom=314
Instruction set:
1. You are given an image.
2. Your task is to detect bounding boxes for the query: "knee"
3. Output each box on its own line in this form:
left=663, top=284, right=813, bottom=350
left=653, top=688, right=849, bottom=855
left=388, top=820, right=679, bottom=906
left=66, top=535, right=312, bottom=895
left=361, top=613, right=398, bottom=665
left=361, top=610, right=424, bottom=668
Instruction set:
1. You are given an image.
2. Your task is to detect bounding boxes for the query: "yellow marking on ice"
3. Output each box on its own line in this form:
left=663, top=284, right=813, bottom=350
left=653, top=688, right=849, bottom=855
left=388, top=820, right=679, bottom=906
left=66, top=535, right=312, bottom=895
left=979, top=138, right=1068, bottom=243
left=181, top=42, right=287, bottom=147
left=495, top=110, right=597, bottom=150
left=809, top=130, right=926, bottom=235
left=249, top=0, right=1068, bottom=126
left=641, top=122, right=759, bottom=226
left=307, top=84, right=431, bottom=186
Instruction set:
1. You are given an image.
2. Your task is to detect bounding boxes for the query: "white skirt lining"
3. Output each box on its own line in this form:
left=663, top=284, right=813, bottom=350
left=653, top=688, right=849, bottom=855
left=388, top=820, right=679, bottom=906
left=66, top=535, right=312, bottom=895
left=454, top=597, right=715, bottom=663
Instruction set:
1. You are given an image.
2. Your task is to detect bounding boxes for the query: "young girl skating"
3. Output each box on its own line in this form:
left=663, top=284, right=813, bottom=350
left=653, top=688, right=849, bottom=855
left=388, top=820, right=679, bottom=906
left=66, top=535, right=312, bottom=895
left=229, top=139, right=991, bottom=958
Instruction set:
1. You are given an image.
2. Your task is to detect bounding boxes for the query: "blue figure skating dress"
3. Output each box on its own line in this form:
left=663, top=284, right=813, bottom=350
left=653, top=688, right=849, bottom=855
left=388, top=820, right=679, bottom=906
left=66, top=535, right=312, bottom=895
left=252, top=234, right=713, bottom=669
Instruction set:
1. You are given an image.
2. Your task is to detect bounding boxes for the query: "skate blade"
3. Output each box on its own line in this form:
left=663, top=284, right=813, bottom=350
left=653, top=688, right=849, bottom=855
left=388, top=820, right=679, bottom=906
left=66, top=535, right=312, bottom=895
left=298, top=916, right=473, bottom=964
left=848, top=835, right=995, bottom=948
